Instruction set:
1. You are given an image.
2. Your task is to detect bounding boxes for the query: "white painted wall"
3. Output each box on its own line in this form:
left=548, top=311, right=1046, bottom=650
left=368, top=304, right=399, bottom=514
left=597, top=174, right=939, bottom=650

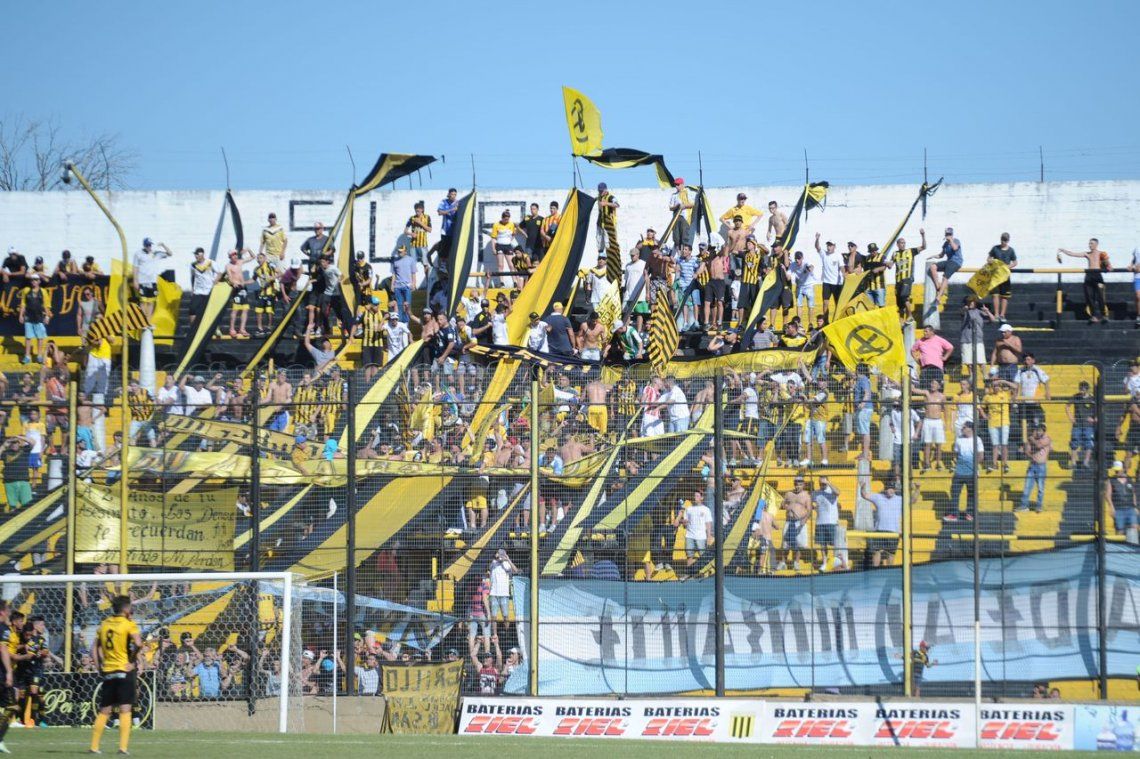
left=1, top=180, right=1137, bottom=288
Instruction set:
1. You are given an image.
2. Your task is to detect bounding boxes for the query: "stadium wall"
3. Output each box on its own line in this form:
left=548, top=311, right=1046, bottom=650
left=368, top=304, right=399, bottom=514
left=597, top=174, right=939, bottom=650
left=1, top=180, right=1137, bottom=288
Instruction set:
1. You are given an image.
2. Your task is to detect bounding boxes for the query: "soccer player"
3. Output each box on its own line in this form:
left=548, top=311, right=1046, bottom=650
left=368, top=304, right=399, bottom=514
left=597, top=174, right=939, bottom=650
left=17, top=615, right=49, bottom=727
left=0, top=599, right=16, bottom=754
left=91, top=595, right=147, bottom=755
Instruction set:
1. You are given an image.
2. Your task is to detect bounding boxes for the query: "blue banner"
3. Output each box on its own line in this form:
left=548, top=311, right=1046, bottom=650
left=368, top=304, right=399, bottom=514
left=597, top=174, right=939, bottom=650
left=508, top=545, right=1140, bottom=696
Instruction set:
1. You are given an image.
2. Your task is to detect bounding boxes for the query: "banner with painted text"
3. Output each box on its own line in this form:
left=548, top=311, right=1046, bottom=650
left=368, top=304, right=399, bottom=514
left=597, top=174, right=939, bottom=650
left=507, top=544, right=1139, bottom=696
left=75, top=481, right=237, bottom=570
left=382, top=660, right=464, bottom=734
left=38, top=671, right=156, bottom=729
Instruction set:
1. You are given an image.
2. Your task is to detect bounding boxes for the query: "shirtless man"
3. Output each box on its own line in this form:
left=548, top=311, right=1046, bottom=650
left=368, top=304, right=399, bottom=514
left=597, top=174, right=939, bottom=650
left=1058, top=238, right=1112, bottom=323
left=224, top=248, right=255, bottom=338
left=577, top=312, right=606, bottom=362
left=585, top=378, right=611, bottom=437
left=766, top=200, right=788, bottom=244
left=690, top=380, right=714, bottom=424
left=560, top=429, right=593, bottom=466
left=778, top=475, right=812, bottom=571
left=267, top=370, right=293, bottom=433
left=913, top=379, right=948, bottom=471
left=751, top=508, right=776, bottom=574
left=724, top=216, right=749, bottom=257
left=697, top=246, right=729, bottom=328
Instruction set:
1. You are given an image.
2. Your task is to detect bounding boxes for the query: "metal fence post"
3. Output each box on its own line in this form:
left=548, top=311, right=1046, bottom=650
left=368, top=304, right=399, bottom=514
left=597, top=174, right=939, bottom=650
left=1094, top=366, right=1107, bottom=699
left=901, top=370, right=912, bottom=696
left=713, top=370, right=725, bottom=697
left=63, top=378, right=78, bottom=673
left=529, top=371, right=540, bottom=696
left=247, top=379, right=261, bottom=716
left=346, top=374, right=358, bottom=693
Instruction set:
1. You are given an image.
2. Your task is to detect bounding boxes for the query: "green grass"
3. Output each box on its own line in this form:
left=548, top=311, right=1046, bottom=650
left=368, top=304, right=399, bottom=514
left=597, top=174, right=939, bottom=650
left=4, top=731, right=1104, bottom=758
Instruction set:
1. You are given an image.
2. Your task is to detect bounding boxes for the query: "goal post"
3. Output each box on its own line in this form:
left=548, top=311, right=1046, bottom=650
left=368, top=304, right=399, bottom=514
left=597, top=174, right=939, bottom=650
left=0, top=571, right=303, bottom=734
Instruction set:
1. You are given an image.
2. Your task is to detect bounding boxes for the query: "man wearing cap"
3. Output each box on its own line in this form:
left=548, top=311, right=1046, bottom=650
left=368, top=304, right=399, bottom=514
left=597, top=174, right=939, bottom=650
left=909, top=641, right=937, bottom=697
left=622, top=248, right=649, bottom=331
left=381, top=307, right=412, bottom=365
left=17, top=274, right=50, bottom=364
left=596, top=183, right=619, bottom=255
left=724, top=215, right=749, bottom=257
left=668, top=177, right=695, bottom=250
left=927, top=227, right=963, bottom=305
left=720, top=193, right=764, bottom=231
left=259, top=212, right=287, bottom=268
left=179, top=373, right=215, bottom=417
left=391, top=245, right=416, bottom=323
left=1106, top=461, right=1137, bottom=543
left=132, top=238, right=172, bottom=320
left=525, top=311, right=551, bottom=353
left=358, top=296, right=386, bottom=379
left=986, top=232, right=1018, bottom=320
left=864, top=242, right=888, bottom=307
left=991, top=323, right=1023, bottom=382
left=1018, top=423, right=1052, bottom=513
left=813, top=233, right=844, bottom=319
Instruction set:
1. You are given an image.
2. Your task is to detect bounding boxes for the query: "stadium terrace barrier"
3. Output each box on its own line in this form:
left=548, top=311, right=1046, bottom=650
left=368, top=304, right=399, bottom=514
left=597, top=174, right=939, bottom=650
left=459, top=697, right=1140, bottom=751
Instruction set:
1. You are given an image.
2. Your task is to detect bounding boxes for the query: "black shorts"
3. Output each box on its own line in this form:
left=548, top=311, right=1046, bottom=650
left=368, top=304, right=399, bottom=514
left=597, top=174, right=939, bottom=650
left=822, top=282, right=842, bottom=303
left=495, top=244, right=514, bottom=256
left=15, top=668, right=41, bottom=690
left=815, top=523, right=837, bottom=546
left=994, top=278, right=1012, bottom=298
left=869, top=537, right=898, bottom=556
left=737, top=282, right=758, bottom=313
left=100, top=671, right=137, bottom=709
left=138, top=283, right=158, bottom=302
left=361, top=345, right=384, bottom=367
left=704, top=279, right=726, bottom=303
left=895, top=281, right=913, bottom=308
left=231, top=286, right=248, bottom=307
left=256, top=293, right=276, bottom=312
left=190, top=292, right=210, bottom=315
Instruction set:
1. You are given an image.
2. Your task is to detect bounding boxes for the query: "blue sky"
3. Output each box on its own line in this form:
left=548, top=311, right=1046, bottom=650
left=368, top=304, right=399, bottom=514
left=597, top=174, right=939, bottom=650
left=5, top=0, right=1139, bottom=190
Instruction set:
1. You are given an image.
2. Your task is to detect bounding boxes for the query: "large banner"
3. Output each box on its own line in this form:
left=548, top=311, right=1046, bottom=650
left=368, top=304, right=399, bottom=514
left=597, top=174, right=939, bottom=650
left=40, top=671, right=156, bottom=729
left=509, top=545, right=1140, bottom=695
left=382, top=661, right=463, bottom=734
left=75, top=482, right=237, bottom=570
left=460, top=698, right=1078, bottom=750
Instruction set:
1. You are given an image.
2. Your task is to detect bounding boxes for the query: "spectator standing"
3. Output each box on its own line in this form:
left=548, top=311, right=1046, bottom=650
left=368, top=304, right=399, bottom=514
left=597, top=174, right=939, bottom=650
left=911, top=326, right=954, bottom=390
left=815, top=233, right=844, bottom=319
left=675, top=245, right=700, bottom=329
left=854, top=364, right=874, bottom=461
left=595, top=183, right=619, bottom=255
left=319, top=256, right=353, bottom=338
left=487, top=549, right=517, bottom=635
left=1106, top=462, right=1137, bottom=544
left=1018, top=423, right=1052, bottom=513
left=945, top=422, right=983, bottom=522
left=1058, top=238, right=1111, bottom=323
left=132, top=238, right=172, bottom=320
left=17, top=274, right=50, bottom=364
left=433, top=188, right=460, bottom=259
left=889, top=229, right=925, bottom=321
left=300, top=222, right=333, bottom=271
left=489, top=211, right=519, bottom=286
left=673, top=490, right=713, bottom=569
left=812, top=476, right=841, bottom=570
left=789, top=250, right=816, bottom=321
left=860, top=479, right=902, bottom=567
left=1066, top=380, right=1097, bottom=470
left=987, top=233, right=1018, bottom=320
left=518, top=203, right=543, bottom=258
left=982, top=376, right=1017, bottom=473
left=391, top=246, right=416, bottom=323
left=668, top=177, right=694, bottom=250
left=2, top=437, right=33, bottom=510
left=766, top=201, right=788, bottom=244
left=1012, top=353, right=1050, bottom=445
left=927, top=227, right=963, bottom=306
left=404, top=201, right=432, bottom=271
left=959, top=295, right=995, bottom=370
left=259, top=212, right=287, bottom=268
left=540, top=201, right=561, bottom=257
left=991, top=324, right=1023, bottom=382
left=188, top=248, right=219, bottom=328
left=777, top=475, right=812, bottom=571
left=622, top=249, right=649, bottom=331
left=544, top=303, right=575, bottom=357
left=720, top=193, right=764, bottom=232
left=223, top=248, right=255, bottom=338
left=525, top=312, right=551, bottom=353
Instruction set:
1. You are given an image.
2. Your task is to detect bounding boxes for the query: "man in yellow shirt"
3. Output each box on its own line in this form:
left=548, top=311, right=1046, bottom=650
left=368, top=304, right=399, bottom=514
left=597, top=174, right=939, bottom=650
left=259, top=212, right=288, bottom=267
left=720, top=193, right=764, bottom=232
left=91, top=595, right=147, bottom=755
left=981, top=376, right=1017, bottom=473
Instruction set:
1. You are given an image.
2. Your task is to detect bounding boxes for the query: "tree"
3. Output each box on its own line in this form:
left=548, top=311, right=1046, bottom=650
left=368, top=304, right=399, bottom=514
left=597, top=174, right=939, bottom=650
left=0, top=115, right=136, bottom=191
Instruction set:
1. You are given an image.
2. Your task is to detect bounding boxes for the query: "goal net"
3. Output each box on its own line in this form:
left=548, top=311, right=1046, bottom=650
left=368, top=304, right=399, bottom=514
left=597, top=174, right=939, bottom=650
left=0, top=571, right=304, bottom=733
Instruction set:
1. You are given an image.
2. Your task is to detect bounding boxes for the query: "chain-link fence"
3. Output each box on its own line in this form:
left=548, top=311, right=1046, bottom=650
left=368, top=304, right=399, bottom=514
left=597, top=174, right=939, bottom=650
left=0, top=357, right=1137, bottom=702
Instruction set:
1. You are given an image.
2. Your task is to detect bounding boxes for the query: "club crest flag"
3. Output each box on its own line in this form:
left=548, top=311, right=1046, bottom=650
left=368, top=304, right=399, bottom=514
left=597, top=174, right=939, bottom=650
left=823, top=307, right=907, bottom=376
left=562, top=86, right=604, bottom=157
left=966, top=258, right=1011, bottom=298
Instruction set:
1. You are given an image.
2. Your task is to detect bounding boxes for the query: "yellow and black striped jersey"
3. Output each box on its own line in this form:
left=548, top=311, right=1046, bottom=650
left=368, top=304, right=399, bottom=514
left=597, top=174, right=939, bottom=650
left=360, top=309, right=385, bottom=348
left=894, top=247, right=918, bottom=283
left=406, top=213, right=432, bottom=248
left=129, top=388, right=155, bottom=421
left=741, top=249, right=761, bottom=286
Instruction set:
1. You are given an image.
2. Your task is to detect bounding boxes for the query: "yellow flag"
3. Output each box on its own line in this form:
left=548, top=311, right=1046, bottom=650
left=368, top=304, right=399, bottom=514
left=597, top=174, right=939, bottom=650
left=823, top=307, right=907, bottom=376
left=562, top=86, right=603, bottom=157
left=966, top=258, right=1011, bottom=298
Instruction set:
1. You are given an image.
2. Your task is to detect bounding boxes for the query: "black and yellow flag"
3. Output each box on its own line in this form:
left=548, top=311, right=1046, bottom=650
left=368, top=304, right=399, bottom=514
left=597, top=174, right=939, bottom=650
left=878, top=178, right=943, bottom=254
left=585, top=148, right=675, bottom=189
left=208, top=189, right=244, bottom=262
left=444, top=190, right=478, bottom=317
left=174, top=284, right=231, bottom=377
left=85, top=302, right=150, bottom=342
left=647, top=295, right=680, bottom=373
left=562, top=86, right=604, bottom=157
left=823, top=307, right=907, bottom=375
left=833, top=268, right=876, bottom=319
left=774, top=181, right=829, bottom=253
left=741, top=266, right=788, bottom=335
left=966, top=258, right=1011, bottom=298
left=332, top=153, right=438, bottom=313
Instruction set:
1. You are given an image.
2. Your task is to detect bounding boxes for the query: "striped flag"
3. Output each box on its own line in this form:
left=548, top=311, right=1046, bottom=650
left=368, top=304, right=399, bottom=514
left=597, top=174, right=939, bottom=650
left=647, top=295, right=679, bottom=373
left=86, top=303, right=151, bottom=342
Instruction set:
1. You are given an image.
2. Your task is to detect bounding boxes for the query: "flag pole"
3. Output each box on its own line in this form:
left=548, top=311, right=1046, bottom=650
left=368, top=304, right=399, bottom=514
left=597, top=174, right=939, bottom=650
left=901, top=370, right=913, bottom=696
left=64, top=161, right=130, bottom=573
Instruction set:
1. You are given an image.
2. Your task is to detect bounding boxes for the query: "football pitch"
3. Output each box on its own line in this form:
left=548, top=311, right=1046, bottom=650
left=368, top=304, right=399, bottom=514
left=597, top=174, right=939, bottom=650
left=8, top=731, right=1101, bottom=757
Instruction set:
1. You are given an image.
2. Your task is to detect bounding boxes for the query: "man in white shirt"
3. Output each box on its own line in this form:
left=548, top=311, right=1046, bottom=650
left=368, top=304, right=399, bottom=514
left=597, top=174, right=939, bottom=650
left=586, top=256, right=609, bottom=311
left=622, top=249, right=648, bottom=329
left=526, top=312, right=550, bottom=352
left=491, top=306, right=510, bottom=346
left=815, top=232, right=844, bottom=319
left=1013, top=353, right=1051, bottom=437
left=488, top=549, right=517, bottom=635
left=188, top=247, right=220, bottom=327
left=673, top=489, right=713, bottom=568
left=662, top=377, right=690, bottom=433
left=812, top=476, right=841, bottom=570
left=156, top=374, right=184, bottom=416
left=180, top=375, right=214, bottom=416
left=132, top=238, right=172, bottom=319
left=382, top=313, right=412, bottom=360
left=668, top=177, right=694, bottom=251
left=860, top=479, right=902, bottom=567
